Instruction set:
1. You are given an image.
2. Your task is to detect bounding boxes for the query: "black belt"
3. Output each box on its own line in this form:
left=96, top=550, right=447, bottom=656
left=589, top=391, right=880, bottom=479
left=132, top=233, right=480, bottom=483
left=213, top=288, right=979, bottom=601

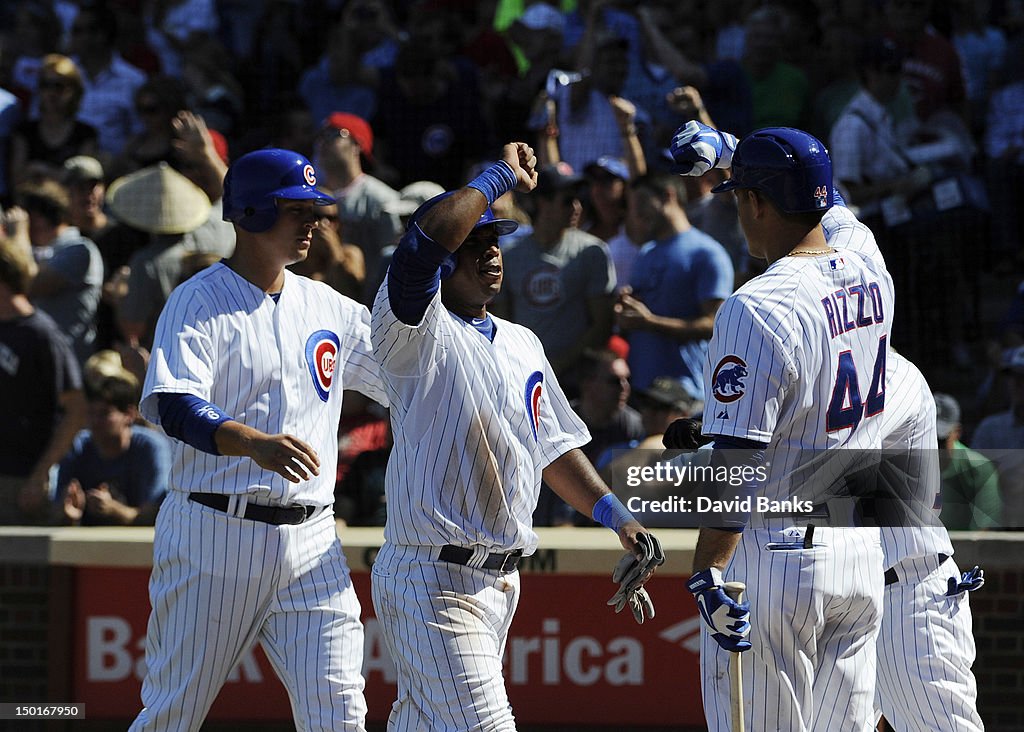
left=188, top=492, right=319, bottom=526
left=884, top=553, right=949, bottom=585
left=438, top=545, right=523, bottom=573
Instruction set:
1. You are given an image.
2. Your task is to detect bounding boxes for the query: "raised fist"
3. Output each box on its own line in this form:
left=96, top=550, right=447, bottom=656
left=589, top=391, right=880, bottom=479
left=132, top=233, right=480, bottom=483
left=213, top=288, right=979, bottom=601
left=669, top=120, right=738, bottom=176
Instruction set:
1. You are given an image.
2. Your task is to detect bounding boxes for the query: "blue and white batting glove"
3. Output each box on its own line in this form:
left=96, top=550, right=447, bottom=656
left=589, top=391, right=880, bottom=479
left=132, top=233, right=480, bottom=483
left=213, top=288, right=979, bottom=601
left=669, top=120, right=739, bottom=176
left=946, top=565, right=985, bottom=596
left=687, top=568, right=751, bottom=652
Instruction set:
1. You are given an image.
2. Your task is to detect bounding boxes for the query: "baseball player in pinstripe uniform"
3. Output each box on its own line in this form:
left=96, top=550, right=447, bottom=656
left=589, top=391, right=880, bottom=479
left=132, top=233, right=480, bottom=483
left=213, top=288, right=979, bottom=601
left=671, top=120, right=985, bottom=730
left=131, top=149, right=387, bottom=732
left=874, top=351, right=984, bottom=730
left=670, top=125, right=893, bottom=731
left=369, top=141, right=663, bottom=731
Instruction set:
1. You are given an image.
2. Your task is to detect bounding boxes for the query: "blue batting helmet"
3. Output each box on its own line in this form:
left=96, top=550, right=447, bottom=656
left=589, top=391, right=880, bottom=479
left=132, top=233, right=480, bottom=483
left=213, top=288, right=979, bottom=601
left=410, top=191, right=519, bottom=279
left=711, top=128, right=834, bottom=214
left=223, top=148, right=335, bottom=233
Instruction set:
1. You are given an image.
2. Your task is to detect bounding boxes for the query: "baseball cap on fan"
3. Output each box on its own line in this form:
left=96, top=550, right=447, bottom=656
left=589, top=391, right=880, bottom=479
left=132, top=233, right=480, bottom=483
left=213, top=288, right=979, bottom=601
left=932, top=393, right=961, bottom=440
left=63, top=155, right=104, bottom=184
left=321, top=112, right=375, bottom=165
left=584, top=156, right=630, bottom=182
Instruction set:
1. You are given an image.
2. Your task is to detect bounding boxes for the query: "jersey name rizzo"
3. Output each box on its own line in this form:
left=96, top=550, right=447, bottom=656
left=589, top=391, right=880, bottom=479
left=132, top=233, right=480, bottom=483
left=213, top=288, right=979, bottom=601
left=821, top=281, right=885, bottom=339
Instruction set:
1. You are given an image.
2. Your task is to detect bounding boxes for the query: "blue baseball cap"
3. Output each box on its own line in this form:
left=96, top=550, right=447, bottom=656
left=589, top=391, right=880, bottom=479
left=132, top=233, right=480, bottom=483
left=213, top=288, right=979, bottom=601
left=411, top=191, right=519, bottom=236
left=585, top=156, right=630, bottom=181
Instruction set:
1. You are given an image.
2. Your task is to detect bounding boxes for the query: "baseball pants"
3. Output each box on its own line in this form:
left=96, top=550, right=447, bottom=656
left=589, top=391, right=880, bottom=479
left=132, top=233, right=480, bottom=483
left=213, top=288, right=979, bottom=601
left=875, top=555, right=983, bottom=731
left=701, top=527, right=884, bottom=732
left=371, top=542, right=520, bottom=732
left=130, top=491, right=367, bottom=732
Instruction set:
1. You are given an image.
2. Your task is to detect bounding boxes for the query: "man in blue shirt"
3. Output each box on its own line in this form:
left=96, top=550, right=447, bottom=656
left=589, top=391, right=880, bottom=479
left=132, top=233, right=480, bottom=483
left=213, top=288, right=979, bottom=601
left=55, top=371, right=169, bottom=526
left=618, top=172, right=734, bottom=398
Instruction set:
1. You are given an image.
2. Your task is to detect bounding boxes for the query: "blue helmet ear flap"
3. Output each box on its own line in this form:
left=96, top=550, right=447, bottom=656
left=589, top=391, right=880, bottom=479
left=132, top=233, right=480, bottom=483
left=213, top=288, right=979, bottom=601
left=440, top=252, right=458, bottom=280
left=237, top=203, right=278, bottom=233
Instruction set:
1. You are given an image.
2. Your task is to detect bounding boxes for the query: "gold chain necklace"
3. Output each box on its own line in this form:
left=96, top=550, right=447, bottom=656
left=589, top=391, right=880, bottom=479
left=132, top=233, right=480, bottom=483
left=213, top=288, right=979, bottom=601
left=786, top=248, right=834, bottom=257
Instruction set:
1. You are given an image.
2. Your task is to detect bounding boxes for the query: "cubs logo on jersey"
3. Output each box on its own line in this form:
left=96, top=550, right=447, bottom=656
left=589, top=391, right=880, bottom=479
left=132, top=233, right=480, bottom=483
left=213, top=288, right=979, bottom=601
left=305, top=329, right=340, bottom=402
left=712, top=356, right=748, bottom=403
left=524, top=371, right=544, bottom=440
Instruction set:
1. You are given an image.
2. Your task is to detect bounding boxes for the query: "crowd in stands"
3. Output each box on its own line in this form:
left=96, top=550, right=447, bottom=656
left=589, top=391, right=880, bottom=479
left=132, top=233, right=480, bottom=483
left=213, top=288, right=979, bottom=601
left=1, top=0, right=1022, bottom=530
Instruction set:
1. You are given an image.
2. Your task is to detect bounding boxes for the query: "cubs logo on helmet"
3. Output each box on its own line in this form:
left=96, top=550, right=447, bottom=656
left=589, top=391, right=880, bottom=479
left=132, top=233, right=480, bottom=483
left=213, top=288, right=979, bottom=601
left=305, top=330, right=340, bottom=402
left=712, top=356, right=748, bottom=403
left=524, top=371, right=544, bottom=441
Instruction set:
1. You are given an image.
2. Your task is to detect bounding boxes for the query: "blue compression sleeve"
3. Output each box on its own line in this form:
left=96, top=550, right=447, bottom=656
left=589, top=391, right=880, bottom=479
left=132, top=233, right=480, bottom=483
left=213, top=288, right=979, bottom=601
left=467, top=161, right=518, bottom=205
left=593, top=493, right=634, bottom=532
left=157, top=393, right=234, bottom=455
left=388, top=222, right=454, bottom=325
left=708, top=434, right=769, bottom=532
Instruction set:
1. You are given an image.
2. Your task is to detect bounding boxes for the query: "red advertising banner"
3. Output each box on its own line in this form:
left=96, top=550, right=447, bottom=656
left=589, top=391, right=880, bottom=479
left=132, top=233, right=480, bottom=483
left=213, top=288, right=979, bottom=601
left=73, top=568, right=704, bottom=726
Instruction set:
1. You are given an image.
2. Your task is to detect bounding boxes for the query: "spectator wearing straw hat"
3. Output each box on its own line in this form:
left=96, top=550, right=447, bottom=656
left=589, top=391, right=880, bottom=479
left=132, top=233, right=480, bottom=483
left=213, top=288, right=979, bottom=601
left=107, top=163, right=234, bottom=348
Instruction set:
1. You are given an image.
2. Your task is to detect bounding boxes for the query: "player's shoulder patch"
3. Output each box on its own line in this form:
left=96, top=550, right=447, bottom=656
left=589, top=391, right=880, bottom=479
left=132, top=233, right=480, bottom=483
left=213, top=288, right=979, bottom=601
left=711, top=355, right=748, bottom=404
left=524, top=370, right=544, bottom=441
left=305, top=329, right=340, bottom=402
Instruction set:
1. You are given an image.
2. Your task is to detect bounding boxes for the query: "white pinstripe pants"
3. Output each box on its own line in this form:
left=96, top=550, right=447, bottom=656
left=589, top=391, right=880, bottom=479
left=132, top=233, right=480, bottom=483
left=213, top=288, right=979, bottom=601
left=875, top=556, right=984, bottom=731
left=129, top=491, right=368, bottom=732
left=701, top=527, right=884, bottom=732
left=371, top=542, right=520, bottom=732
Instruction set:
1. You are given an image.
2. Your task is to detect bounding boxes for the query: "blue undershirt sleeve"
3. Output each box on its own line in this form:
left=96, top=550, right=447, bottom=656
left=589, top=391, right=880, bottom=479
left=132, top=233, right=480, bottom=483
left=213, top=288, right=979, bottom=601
left=157, top=393, right=234, bottom=456
left=387, top=222, right=454, bottom=325
left=708, top=434, right=769, bottom=532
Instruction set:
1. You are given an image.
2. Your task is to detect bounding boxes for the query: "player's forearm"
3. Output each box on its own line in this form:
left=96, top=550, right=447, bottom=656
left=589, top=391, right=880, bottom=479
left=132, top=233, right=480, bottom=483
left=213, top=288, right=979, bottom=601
left=543, top=448, right=617, bottom=519
left=213, top=420, right=264, bottom=459
left=692, top=527, right=743, bottom=573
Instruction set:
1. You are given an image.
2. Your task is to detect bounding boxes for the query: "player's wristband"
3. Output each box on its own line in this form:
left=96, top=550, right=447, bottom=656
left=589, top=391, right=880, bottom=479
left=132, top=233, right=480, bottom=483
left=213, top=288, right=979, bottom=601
left=466, top=161, right=518, bottom=206
left=686, top=567, right=724, bottom=595
left=593, top=493, right=634, bottom=533
left=157, top=393, right=234, bottom=455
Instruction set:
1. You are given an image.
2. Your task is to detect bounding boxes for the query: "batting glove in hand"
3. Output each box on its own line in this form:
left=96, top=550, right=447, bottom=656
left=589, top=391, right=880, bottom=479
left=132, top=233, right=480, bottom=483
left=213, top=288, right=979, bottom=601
left=608, top=532, right=665, bottom=624
left=663, top=418, right=712, bottom=450
left=687, top=568, right=752, bottom=652
left=946, top=565, right=985, bottom=596
left=669, top=120, right=738, bottom=176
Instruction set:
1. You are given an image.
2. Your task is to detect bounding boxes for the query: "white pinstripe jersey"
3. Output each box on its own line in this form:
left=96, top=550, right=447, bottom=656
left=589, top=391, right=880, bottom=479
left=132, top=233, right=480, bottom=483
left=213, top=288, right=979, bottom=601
left=822, top=203, right=884, bottom=263
left=141, top=263, right=387, bottom=506
left=370, top=281, right=589, bottom=555
left=702, top=245, right=894, bottom=499
left=878, top=350, right=955, bottom=566
left=822, top=205, right=953, bottom=562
